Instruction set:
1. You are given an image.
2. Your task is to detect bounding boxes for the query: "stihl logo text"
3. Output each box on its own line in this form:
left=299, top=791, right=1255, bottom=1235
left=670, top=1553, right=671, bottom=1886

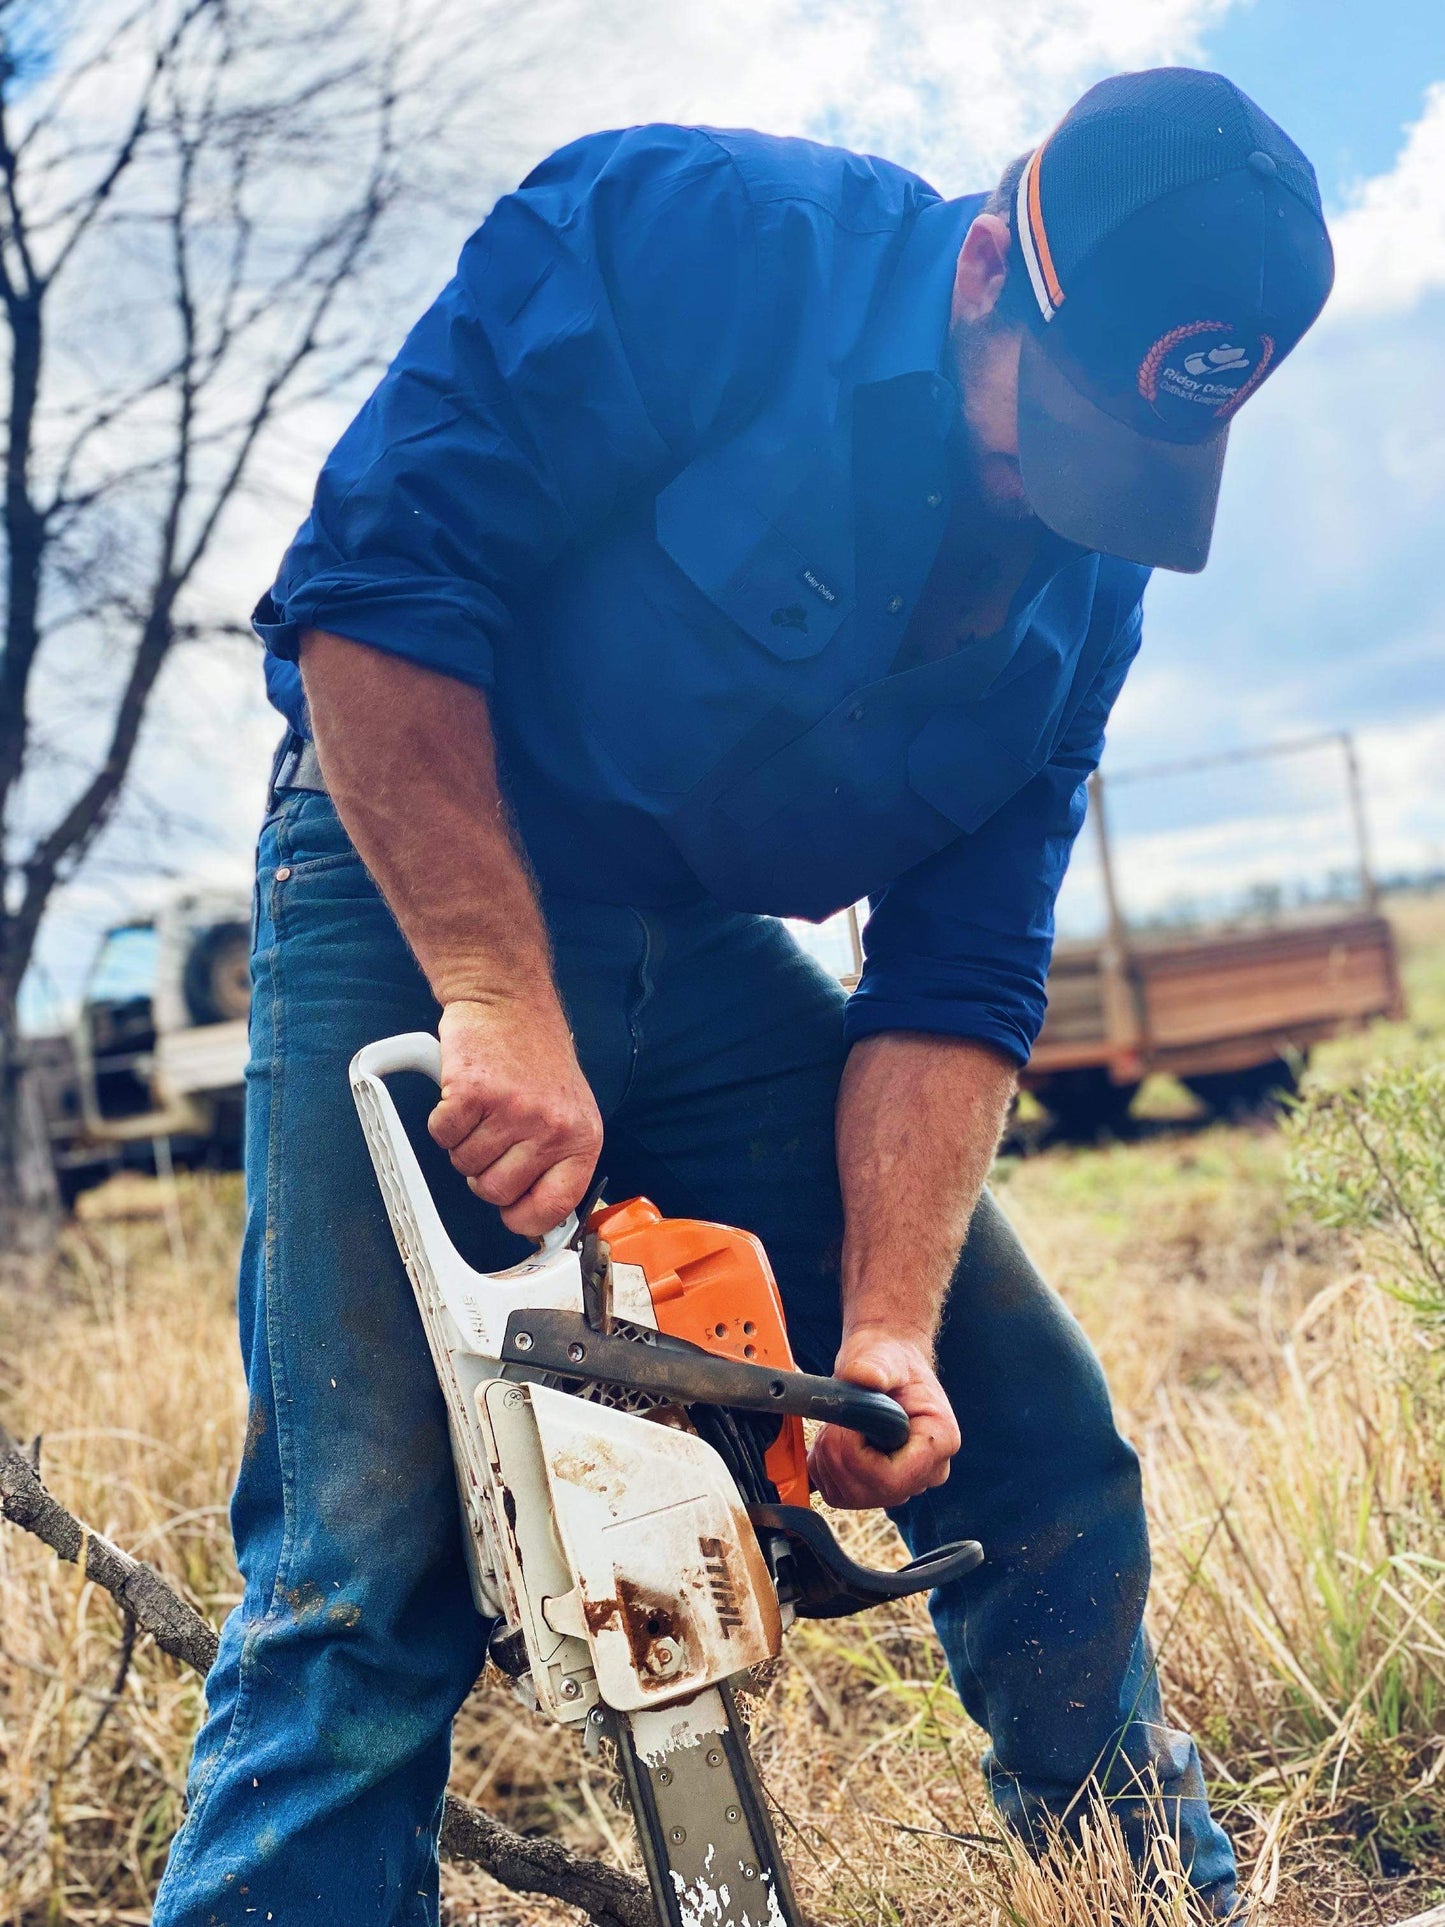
left=699, top=1536, right=744, bottom=1637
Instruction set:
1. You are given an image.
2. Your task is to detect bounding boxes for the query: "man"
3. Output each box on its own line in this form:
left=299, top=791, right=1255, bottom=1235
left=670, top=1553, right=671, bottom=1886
left=154, top=67, right=1332, bottom=1926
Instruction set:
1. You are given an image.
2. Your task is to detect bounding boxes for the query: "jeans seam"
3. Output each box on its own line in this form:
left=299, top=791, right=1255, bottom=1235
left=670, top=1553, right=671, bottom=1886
left=259, top=811, right=302, bottom=1619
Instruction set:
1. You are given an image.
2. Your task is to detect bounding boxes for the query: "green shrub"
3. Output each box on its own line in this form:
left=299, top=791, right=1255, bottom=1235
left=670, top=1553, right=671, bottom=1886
left=1285, top=1055, right=1445, bottom=1328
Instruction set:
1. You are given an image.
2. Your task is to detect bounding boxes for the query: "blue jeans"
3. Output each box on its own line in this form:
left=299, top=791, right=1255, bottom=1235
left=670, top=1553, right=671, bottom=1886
left=153, top=789, right=1236, bottom=1924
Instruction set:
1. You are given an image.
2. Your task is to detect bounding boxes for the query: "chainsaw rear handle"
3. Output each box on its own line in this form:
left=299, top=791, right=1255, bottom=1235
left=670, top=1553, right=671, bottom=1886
left=349, top=1031, right=578, bottom=1252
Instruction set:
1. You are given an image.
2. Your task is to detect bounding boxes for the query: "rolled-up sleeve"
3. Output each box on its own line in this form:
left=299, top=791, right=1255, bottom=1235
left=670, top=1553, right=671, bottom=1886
left=844, top=602, right=1144, bottom=1065
left=253, top=126, right=765, bottom=684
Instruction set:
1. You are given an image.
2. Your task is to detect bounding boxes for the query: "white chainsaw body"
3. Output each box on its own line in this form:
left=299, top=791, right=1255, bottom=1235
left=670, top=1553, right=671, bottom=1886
left=348, top=1033, right=782, bottom=1731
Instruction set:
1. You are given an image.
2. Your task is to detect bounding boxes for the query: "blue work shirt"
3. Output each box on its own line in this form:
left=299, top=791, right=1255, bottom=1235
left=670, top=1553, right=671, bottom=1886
left=256, top=124, right=1148, bottom=1067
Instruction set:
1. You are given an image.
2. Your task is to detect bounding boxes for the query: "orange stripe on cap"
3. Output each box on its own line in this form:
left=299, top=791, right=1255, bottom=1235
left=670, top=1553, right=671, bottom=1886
left=1026, top=141, right=1065, bottom=310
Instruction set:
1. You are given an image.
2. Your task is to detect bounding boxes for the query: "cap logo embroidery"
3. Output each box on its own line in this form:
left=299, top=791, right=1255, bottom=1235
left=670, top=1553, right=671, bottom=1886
left=1138, top=321, right=1274, bottom=419
left=1215, top=333, right=1275, bottom=417
left=1184, top=343, right=1248, bottom=376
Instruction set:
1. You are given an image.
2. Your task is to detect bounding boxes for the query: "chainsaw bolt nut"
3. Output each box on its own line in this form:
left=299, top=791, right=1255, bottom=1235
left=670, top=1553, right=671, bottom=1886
left=725, top=1805, right=741, bottom=1824
left=559, top=1677, right=582, bottom=1700
left=705, top=1749, right=723, bottom=1767
left=656, top=1766, right=673, bottom=1785
left=742, top=1864, right=758, bottom=1880
left=567, top=1341, right=587, bottom=1362
left=644, top=1637, right=683, bottom=1677
left=670, top=1827, right=686, bottom=1844
left=513, top=1331, right=533, bottom=1352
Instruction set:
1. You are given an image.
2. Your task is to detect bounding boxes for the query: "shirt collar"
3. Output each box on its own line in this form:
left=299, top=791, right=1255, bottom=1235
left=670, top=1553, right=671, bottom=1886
left=853, top=191, right=985, bottom=390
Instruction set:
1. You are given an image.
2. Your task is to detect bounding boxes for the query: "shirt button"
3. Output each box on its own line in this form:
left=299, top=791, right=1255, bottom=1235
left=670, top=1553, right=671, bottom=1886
left=848, top=704, right=865, bottom=723
left=887, top=595, right=905, bottom=614
left=925, top=490, right=944, bottom=508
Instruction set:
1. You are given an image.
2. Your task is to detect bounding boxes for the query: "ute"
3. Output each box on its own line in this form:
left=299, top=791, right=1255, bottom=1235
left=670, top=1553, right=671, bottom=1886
left=28, top=886, right=251, bottom=1199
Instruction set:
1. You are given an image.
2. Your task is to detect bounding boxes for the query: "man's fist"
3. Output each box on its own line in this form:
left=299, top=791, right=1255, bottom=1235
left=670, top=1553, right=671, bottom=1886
left=808, top=1328, right=961, bottom=1510
left=428, top=997, right=603, bottom=1240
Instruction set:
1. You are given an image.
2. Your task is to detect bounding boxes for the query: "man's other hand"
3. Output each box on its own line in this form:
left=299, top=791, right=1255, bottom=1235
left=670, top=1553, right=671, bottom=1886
left=807, top=1327, right=961, bottom=1509
left=429, top=998, right=603, bottom=1240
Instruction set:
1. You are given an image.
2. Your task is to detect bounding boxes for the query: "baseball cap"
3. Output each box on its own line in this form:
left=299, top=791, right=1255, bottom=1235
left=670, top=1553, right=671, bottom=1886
left=1011, top=68, right=1334, bottom=572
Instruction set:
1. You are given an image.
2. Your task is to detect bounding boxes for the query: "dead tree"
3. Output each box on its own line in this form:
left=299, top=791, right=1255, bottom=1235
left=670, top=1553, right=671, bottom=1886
left=0, top=0, right=489, bottom=1244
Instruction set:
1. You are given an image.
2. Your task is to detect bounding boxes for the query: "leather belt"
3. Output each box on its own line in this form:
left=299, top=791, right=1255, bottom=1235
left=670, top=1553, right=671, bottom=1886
left=269, top=731, right=327, bottom=801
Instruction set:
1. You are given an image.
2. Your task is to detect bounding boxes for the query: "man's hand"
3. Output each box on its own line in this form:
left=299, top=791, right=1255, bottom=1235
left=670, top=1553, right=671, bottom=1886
left=428, top=997, right=602, bottom=1239
left=807, top=1327, right=961, bottom=1510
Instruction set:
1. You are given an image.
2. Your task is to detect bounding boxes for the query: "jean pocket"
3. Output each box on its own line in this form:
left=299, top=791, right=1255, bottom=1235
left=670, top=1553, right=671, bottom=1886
left=273, top=792, right=363, bottom=879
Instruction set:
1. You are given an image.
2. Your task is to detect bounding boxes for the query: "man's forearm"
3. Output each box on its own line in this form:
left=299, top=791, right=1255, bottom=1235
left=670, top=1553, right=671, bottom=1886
left=836, top=1031, right=1017, bottom=1348
left=808, top=1031, right=1014, bottom=1509
left=298, top=629, right=602, bottom=1237
left=300, top=629, right=551, bottom=1005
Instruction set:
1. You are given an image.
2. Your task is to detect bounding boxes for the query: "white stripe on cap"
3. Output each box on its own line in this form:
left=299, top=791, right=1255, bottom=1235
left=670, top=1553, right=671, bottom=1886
left=1015, top=149, right=1055, bottom=322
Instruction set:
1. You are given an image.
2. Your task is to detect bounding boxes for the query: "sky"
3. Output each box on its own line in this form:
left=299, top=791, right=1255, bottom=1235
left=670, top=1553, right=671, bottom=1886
left=18, top=0, right=1445, bottom=1021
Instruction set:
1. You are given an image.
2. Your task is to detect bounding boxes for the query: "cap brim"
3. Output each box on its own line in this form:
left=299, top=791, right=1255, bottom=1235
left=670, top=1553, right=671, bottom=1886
left=1017, top=330, right=1227, bottom=573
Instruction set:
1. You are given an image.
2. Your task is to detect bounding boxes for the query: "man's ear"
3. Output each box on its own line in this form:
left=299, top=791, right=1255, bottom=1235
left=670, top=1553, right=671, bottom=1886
left=953, top=213, right=1012, bottom=325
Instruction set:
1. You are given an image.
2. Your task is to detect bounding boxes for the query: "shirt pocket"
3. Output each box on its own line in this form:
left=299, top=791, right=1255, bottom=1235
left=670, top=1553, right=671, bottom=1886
left=654, top=452, right=853, bottom=662
left=906, top=707, right=1043, bottom=833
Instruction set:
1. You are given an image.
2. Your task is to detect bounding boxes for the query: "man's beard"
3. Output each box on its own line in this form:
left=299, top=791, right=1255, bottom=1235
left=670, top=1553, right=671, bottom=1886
left=950, top=318, right=1039, bottom=526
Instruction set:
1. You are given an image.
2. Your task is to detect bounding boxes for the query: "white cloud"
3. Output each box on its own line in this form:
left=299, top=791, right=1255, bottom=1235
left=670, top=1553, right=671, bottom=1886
left=437, top=0, right=1239, bottom=197
left=1356, top=708, right=1445, bottom=876
left=1328, top=80, right=1445, bottom=318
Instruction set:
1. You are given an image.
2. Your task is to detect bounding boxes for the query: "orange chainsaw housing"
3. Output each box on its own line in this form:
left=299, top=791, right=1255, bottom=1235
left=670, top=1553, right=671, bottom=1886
left=587, top=1197, right=810, bottom=1508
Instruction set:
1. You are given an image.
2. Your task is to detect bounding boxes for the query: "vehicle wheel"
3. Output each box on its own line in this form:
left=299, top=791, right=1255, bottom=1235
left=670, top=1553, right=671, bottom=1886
left=1039, top=1068, right=1140, bottom=1143
left=56, top=1157, right=119, bottom=1209
left=1182, top=1055, right=1302, bottom=1121
left=183, top=922, right=252, bottom=1026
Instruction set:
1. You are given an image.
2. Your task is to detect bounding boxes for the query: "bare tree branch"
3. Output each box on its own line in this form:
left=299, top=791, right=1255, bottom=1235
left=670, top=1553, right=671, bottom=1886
left=0, top=60, right=40, bottom=300
left=0, top=0, right=484, bottom=1224
left=0, top=1421, right=659, bottom=1927
left=39, top=1, right=214, bottom=291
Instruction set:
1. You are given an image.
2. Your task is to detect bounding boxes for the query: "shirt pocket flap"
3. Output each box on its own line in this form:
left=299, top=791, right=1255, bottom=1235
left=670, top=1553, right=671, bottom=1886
left=907, top=708, right=1041, bottom=833
left=655, top=455, right=852, bottom=661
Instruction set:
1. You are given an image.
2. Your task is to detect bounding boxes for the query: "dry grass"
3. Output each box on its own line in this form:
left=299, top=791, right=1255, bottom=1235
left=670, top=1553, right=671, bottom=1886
left=3, top=893, right=1444, bottom=1926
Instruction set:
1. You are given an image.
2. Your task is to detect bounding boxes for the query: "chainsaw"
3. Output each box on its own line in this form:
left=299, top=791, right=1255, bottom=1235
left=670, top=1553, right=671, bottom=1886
left=350, top=1032, right=982, bottom=1927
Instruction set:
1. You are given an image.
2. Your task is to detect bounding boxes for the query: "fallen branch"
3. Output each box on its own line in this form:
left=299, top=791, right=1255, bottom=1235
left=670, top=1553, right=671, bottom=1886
left=0, top=1423, right=657, bottom=1927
